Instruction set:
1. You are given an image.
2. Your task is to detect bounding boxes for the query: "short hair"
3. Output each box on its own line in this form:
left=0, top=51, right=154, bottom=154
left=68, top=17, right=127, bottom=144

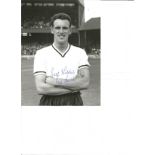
left=50, top=13, right=72, bottom=27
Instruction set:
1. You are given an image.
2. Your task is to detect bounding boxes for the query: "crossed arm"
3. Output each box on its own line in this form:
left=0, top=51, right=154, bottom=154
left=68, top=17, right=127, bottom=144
left=34, top=67, right=90, bottom=95
left=34, top=74, right=73, bottom=95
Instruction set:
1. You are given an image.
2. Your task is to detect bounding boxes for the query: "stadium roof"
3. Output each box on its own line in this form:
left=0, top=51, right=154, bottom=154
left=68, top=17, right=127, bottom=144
left=21, top=0, right=84, bottom=6
left=79, top=17, right=100, bottom=31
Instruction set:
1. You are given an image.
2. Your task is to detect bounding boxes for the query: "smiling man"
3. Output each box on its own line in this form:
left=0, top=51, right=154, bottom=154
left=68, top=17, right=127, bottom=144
left=33, top=13, right=90, bottom=106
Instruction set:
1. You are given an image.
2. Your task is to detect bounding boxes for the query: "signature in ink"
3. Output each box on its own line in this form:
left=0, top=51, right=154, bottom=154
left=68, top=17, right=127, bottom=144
left=61, top=66, right=75, bottom=75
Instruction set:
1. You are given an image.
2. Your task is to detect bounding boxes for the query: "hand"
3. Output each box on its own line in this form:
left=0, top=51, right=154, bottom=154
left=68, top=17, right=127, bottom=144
left=46, top=76, right=56, bottom=85
left=46, top=76, right=64, bottom=86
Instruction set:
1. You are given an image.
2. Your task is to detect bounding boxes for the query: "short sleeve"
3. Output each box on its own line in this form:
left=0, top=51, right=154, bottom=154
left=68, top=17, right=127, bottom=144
left=78, top=49, right=90, bottom=69
left=33, top=50, right=46, bottom=75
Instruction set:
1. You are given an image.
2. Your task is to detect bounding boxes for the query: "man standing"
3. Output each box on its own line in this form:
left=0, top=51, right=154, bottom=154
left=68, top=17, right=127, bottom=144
left=33, top=13, right=90, bottom=105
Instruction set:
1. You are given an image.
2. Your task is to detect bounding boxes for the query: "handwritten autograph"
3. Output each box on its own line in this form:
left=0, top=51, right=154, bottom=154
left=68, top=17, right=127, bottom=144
left=51, top=66, right=76, bottom=84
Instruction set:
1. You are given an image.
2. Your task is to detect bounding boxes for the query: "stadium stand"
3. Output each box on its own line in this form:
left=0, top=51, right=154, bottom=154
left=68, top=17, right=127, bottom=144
left=21, top=0, right=100, bottom=56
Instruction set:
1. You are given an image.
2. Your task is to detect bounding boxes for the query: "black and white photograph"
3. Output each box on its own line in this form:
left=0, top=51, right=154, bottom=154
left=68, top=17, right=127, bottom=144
left=21, top=0, right=100, bottom=106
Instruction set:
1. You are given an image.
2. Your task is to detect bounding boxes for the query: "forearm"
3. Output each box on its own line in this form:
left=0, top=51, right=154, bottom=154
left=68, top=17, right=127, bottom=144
left=36, top=82, right=73, bottom=95
left=57, top=77, right=89, bottom=90
left=47, top=76, right=89, bottom=91
left=34, top=74, right=73, bottom=95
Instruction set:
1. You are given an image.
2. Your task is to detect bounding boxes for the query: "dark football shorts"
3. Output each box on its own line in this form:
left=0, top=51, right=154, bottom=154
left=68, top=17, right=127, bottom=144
left=39, top=91, right=83, bottom=106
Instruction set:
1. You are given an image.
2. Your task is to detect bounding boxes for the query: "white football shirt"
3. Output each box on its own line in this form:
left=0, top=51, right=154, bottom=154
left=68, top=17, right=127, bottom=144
left=33, top=44, right=90, bottom=80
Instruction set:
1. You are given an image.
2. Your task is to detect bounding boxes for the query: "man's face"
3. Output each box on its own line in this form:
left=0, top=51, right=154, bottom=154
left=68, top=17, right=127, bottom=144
left=51, top=19, right=71, bottom=44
